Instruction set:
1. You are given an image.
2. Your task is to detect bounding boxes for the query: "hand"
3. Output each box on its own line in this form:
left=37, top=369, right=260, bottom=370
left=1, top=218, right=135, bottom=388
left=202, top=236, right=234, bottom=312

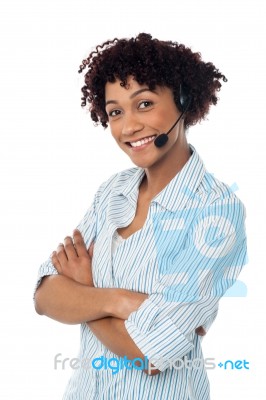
left=51, top=229, right=94, bottom=286
left=195, top=326, right=206, bottom=336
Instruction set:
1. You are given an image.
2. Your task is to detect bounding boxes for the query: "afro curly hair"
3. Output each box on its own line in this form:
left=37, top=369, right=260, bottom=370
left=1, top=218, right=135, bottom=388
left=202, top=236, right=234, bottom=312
left=78, top=33, right=227, bottom=129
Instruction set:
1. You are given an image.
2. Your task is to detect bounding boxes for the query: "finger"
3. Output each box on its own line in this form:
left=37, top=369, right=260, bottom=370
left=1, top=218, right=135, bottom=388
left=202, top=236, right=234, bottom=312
left=195, top=327, right=202, bottom=335
left=73, top=229, right=88, bottom=257
left=64, top=236, right=78, bottom=260
left=200, top=327, right=206, bottom=336
left=56, top=243, right=68, bottom=263
left=195, top=326, right=206, bottom=336
left=51, top=251, right=62, bottom=273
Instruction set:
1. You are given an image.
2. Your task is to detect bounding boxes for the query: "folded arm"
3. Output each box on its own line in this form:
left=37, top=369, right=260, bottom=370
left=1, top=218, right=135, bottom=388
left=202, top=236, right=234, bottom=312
left=35, top=274, right=131, bottom=324
left=34, top=230, right=148, bottom=325
left=36, top=230, right=159, bottom=374
left=39, top=229, right=206, bottom=375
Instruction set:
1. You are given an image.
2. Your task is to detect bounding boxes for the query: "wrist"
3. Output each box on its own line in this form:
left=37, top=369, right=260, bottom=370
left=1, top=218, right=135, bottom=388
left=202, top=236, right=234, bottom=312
left=104, top=288, right=125, bottom=318
left=107, top=288, right=148, bottom=320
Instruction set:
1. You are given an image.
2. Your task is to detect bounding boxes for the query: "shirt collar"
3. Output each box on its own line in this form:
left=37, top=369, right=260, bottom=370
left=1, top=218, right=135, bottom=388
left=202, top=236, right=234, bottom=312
left=114, top=144, right=206, bottom=212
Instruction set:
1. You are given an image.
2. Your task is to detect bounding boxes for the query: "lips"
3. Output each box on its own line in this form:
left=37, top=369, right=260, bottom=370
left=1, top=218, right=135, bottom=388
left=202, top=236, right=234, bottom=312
left=127, top=135, right=156, bottom=148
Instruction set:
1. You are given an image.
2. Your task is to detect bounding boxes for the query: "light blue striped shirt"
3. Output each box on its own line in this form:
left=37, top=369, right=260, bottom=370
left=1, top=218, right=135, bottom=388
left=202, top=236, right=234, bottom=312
left=35, top=145, right=247, bottom=399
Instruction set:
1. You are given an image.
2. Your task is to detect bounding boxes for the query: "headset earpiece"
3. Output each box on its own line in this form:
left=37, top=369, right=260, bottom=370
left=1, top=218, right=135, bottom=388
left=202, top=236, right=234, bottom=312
left=179, top=84, right=191, bottom=113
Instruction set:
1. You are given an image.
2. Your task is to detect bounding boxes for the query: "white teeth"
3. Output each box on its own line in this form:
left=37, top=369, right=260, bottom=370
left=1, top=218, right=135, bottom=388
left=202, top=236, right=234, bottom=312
left=130, top=135, right=155, bottom=148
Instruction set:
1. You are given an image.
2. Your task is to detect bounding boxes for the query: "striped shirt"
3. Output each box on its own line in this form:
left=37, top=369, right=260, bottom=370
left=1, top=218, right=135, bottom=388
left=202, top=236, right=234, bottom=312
left=35, top=145, right=247, bottom=399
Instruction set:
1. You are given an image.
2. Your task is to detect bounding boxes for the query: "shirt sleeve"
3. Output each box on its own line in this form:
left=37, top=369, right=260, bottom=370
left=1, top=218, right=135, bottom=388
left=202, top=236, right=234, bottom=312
left=33, top=185, right=103, bottom=298
left=124, top=196, right=248, bottom=371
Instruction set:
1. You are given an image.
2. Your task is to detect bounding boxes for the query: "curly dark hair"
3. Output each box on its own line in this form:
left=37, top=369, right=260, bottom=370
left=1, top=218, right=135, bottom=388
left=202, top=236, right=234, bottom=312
left=78, top=33, right=227, bottom=129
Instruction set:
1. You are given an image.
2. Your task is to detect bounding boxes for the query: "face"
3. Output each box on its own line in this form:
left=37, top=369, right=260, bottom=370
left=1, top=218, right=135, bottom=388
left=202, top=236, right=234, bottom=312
left=105, top=76, right=185, bottom=169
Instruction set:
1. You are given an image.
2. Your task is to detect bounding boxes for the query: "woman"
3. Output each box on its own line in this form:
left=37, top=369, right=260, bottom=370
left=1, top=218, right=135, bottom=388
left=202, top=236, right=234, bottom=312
left=34, top=33, right=247, bottom=399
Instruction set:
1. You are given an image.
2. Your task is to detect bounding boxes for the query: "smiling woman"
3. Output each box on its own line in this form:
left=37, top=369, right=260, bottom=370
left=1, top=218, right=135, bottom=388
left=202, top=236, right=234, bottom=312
left=34, top=33, right=247, bottom=400
left=105, top=78, right=190, bottom=172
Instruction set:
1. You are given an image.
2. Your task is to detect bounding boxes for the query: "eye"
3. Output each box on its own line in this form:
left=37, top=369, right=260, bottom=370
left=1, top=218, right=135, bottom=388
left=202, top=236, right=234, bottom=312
left=108, top=109, right=121, bottom=117
left=138, top=101, right=153, bottom=109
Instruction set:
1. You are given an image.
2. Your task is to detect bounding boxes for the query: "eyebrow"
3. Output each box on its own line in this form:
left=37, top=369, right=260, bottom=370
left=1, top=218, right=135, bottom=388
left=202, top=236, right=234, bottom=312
left=105, top=88, right=157, bottom=106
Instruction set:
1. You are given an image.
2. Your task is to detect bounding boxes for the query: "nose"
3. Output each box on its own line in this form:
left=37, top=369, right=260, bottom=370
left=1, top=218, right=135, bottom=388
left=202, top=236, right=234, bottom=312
left=121, top=113, right=144, bottom=137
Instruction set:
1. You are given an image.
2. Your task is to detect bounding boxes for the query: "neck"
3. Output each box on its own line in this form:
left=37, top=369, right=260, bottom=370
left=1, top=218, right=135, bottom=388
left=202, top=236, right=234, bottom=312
left=141, top=134, right=191, bottom=200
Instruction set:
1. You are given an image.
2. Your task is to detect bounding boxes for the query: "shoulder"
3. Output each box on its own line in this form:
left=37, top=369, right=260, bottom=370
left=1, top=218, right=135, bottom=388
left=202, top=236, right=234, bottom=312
left=198, top=171, right=245, bottom=207
left=195, top=171, right=246, bottom=235
left=182, top=147, right=245, bottom=220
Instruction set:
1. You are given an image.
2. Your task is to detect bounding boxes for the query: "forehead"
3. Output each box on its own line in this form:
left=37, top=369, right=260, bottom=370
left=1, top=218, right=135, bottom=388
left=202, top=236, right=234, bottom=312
left=105, top=76, right=147, bottom=97
left=105, top=76, right=173, bottom=104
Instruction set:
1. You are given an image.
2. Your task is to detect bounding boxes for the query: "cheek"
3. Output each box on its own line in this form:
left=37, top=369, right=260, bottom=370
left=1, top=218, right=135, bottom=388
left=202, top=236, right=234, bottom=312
left=150, top=114, right=167, bottom=133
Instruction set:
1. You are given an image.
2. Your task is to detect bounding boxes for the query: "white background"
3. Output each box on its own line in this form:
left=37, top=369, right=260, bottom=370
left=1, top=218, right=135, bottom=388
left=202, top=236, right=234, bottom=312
left=0, top=0, right=265, bottom=398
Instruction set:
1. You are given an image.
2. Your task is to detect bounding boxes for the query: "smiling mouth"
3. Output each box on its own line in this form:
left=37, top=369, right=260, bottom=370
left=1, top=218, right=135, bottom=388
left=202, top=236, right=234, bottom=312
left=126, top=135, right=156, bottom=148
